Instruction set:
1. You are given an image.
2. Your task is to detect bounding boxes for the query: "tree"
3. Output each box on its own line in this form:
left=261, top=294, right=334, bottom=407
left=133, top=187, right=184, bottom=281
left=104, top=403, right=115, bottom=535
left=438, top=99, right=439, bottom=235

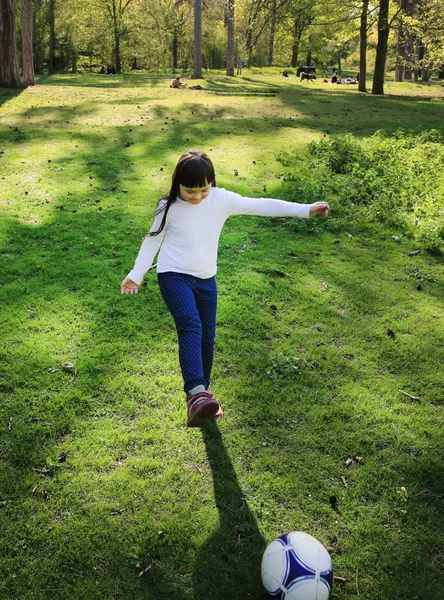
left=0, top=0, right=22, bottom=87
left=194, top=0, right=202, bottom=77
left=268, top=0, right=277, bottom=66
left=358, top=0, right=369, bottom=92
left=287, top=3, right=312, bottom=68
left=372, top=0, right=390, bottom=94
left=394, top=0, right=414, bottom=81
left=21, top=0, right=35, bottom=85
left=96, top=0, right=135, bottom=73
left=402, top=0, right=444, bottom=78
left=48, top=0, right=57, bottom=72
left=225, top=0, right=235, bottom=75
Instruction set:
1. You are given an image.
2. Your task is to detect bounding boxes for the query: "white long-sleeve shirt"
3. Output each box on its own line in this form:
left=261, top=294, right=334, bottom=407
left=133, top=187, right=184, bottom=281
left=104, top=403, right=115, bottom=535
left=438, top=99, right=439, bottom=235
left=127, top=187, right=311, bottom=284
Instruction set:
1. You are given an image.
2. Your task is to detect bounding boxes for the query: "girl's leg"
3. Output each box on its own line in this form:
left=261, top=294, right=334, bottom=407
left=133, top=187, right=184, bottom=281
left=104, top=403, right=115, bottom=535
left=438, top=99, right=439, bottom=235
left=193, top=277, right=218, bottom=389
left=158, top=272, right=206, bottom=392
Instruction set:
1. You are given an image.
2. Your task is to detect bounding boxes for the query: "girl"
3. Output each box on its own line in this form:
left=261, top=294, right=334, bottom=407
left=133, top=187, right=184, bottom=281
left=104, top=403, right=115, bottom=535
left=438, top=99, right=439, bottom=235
left=121, top=150, right=329, bottom=428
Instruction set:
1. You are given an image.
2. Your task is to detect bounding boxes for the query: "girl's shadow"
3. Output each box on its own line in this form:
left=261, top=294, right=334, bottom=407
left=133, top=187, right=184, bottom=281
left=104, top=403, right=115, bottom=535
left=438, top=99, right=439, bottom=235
left=194, top=420, right=268, bottom=600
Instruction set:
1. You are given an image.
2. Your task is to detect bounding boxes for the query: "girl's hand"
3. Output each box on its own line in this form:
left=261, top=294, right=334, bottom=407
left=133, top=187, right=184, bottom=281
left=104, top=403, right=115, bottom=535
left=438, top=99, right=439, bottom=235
left=309, top=202, right=330, bottom=217
left=121, top=277, right=139, bottom=295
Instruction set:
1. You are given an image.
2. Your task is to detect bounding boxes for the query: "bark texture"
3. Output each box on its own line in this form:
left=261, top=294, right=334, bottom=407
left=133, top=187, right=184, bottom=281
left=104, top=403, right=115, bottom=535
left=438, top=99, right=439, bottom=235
left=194, top=0, right=202, bottom=77
left=358, top=0, right=369, bottom=92
left=0, top=0, right=22, bottom=88
left=226, top=0, right=235, bottom=76
left=372, top=0, right=390, bottom=95
left=21, top=0, right=35, bottom=86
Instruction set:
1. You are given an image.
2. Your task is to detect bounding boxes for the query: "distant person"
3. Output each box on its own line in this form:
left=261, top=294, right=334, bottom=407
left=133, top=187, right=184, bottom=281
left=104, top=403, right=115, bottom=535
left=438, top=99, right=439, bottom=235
left=237, top=57, right=243, bottom=75
left=331, top=71, right=340, bottom=84
left=170, top=76, right=187, bottom=89
left=356, top=72, right=360, bottom=82
left=282, top=70, right=289, bottom=77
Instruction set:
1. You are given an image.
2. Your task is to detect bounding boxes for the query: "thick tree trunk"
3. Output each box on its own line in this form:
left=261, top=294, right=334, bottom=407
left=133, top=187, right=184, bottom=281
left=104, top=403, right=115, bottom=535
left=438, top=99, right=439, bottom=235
left=48, top=0, right=56, bottom=73
left=268, top=0, right=276, bottom=67
left=372, top=0, right=390, bottom=95
left=358, top=0, right=369, bottom=92
left=0, top=0, right=22, bottom=87
left=194, top=0, right=202, bottom=77
left=226, top=0, right=235, bottom=76
left=21, top=0, right=35, bottom=86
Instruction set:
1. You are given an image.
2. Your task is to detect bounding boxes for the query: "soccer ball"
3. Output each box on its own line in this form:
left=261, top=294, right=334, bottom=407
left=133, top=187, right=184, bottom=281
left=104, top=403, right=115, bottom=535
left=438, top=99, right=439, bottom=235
left=261, top=531, right=333, bottom=600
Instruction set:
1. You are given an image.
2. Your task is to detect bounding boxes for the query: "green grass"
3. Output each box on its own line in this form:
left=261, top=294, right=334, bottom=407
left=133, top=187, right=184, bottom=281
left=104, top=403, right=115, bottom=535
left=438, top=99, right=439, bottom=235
left=1, top=71, right=444, bottom=600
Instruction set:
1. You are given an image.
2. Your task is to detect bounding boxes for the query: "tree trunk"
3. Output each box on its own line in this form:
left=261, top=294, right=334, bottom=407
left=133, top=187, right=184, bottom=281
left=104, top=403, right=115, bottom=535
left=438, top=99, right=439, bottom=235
left=306, top=51, right=312, bottom=66
left=194, top=0, right=202, bottom=77
left=394, top=25, right=404, bottom=81
left=422, top=44, right=429, bottom=82
left=226, top=0, right=235, bottom=76
left=394, top=0, right=408, bottom=81
left=268, top=0, right=276, bottom=67
left=358, top=0, right=369, bottom=92
left=21, top=0, right=35, bottom=86
left=291, top=43, right=299, bottom=68
left=403, top=31, right=413, bottom=80
left=48, top=0, right=56, bottom=73
left=111, top=0, right=121, bottom=73
left=291, top=18, right=303, bottom=68
left=0, top=0, right=22, bottom=87
left=172, top=27, right=178, bottom=70
left=372, top=0, right=390, bottom=95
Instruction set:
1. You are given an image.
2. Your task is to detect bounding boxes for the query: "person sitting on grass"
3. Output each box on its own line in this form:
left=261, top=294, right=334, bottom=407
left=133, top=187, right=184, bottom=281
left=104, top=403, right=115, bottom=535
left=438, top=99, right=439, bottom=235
left=331, top=71, right=341, bottom=84
left=170, top=76, right=187, bottom=89
left=121, top=150, right=330, bottom=429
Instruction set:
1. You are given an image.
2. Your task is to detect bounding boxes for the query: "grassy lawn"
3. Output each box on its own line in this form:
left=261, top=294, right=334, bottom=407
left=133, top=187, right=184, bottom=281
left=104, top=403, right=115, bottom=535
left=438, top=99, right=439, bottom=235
left=0, top=71, right=443, bottom=600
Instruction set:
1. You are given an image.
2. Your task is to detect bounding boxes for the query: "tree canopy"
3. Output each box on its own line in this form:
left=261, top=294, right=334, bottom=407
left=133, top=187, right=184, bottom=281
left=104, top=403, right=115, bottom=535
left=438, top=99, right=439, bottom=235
left=0, top=0, right=442, bottom=91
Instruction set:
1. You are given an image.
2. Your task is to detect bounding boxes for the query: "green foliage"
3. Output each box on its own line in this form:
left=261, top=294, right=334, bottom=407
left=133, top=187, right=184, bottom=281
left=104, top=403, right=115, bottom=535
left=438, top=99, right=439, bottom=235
left=281, top=131, right=444, bottom=249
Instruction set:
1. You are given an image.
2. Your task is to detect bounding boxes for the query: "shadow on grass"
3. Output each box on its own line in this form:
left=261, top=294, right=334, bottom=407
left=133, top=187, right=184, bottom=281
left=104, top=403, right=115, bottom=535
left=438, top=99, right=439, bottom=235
left=194, top=420, right=267, bottom=600
left=36, top=73, right=172, bottom=88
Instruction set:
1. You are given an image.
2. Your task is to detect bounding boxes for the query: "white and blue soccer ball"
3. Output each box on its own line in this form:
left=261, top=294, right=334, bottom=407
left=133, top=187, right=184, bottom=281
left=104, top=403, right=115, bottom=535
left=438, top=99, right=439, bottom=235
left=261, top=531, right=333, bottom=600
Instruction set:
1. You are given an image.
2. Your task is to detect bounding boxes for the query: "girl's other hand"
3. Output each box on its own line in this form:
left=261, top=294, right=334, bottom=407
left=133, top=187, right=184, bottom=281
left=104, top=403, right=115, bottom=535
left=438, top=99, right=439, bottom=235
left=309, top=202, right=330, bottom=217
left=121, top=277, right=139, bottom=295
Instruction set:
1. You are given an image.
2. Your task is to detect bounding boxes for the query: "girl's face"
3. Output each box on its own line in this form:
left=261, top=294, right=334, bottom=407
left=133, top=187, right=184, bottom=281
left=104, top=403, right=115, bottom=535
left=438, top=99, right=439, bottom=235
left=179, top=181, right=212, bottom=204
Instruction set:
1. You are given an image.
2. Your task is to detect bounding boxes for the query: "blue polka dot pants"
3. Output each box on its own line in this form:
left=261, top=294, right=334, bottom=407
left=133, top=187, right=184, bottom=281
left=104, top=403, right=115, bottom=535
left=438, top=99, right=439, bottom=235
left=158, top=272, right=218, bottom=393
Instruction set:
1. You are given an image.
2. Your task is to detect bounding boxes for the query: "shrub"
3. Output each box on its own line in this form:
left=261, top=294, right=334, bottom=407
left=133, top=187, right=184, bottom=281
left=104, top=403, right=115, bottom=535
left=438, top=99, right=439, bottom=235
left=279, top=131, right=444, bottom=249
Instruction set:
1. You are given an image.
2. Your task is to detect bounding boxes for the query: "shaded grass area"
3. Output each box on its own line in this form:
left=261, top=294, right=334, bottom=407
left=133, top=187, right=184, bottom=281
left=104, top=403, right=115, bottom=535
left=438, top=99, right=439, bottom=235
left=0, top=74, right=443, bottom=600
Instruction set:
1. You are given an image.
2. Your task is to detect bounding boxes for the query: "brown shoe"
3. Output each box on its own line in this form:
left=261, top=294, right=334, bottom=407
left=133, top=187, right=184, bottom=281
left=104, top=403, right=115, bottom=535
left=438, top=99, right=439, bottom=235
left=186, top=391, right=220, bottom=427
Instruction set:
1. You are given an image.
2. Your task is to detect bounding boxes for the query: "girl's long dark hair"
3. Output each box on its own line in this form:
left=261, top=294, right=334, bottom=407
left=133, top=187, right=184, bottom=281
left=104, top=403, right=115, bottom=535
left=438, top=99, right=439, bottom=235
left=149, top=150, right=216, bottom=236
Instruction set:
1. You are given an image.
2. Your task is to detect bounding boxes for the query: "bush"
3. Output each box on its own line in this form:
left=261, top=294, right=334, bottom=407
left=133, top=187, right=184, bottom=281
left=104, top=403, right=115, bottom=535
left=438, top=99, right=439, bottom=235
left=279, top=130, right=444, bottom=249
